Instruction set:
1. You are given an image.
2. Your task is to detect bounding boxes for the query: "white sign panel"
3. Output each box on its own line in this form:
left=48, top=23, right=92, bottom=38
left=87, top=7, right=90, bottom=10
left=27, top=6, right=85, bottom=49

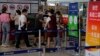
left=1, top=0, right=38, bottom=3
left=31, top=4, right=38, bottom=13
left=0, top=3, right=30, bottom=15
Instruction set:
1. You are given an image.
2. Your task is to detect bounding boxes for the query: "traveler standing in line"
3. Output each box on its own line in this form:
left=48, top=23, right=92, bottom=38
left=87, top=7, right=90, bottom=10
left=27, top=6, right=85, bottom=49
left=12, top=10, right=21, bottom=44
left=15, top=9, right=32, bottom=48
left=55, top=11, right=63, bottom=47
left=0, top=13, right=1, bottom=43
left=0, top=7, right=11, bottom=47
left=42, top=10, right=49, bottom=46
left=46, top=9, right=57, bottom=48
left=34, top=10, right=44, bottom=46
left=13, top=10, right=21, bottom=32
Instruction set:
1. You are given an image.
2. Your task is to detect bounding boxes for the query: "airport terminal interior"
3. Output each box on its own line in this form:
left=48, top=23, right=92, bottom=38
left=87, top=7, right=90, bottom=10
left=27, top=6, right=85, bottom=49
left=0, top=0, right=100, bottom=56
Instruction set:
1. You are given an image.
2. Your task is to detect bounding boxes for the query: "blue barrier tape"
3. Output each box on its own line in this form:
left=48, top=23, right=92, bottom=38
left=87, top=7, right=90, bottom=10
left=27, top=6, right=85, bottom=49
left=0, top=29, right=85, bottom=33
left=65, top=47, right=76, bottom=50
left=0, top=52, right=3, bottom=56
left=40, top=46, right=100, bottom=52
left=45, top=48, right=58, bottom=52
left=45, top=46, right=100, bottom=52
left=68, top=35, right=79, bottom=38
left=84, top=46, right=100, bottom=49
left=65, top=46, right=100, bottom=50
left=0, top=48, right=42, bottom=56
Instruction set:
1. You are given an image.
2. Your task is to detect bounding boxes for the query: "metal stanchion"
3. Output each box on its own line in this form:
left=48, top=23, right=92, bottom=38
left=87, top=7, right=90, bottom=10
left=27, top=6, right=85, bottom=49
left=38, top=30, right=45, bottom=56
left=41, top=46, right=45, bottom=56
left=78, top=28, right=81, bottom=56
left=64, top=28, right=67, bottom=47
left=39, top=30, right=41, bottom=48
left=79, top=13, right=81, bottom=56
left=78, top=3, right=81, bottom=56
left=38, top=30, right=42, bottom=56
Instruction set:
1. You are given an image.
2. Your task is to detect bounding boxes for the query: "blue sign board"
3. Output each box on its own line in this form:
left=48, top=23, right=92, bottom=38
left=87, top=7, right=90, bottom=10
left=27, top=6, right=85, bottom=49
left=69, top=3, right=78, bottom=15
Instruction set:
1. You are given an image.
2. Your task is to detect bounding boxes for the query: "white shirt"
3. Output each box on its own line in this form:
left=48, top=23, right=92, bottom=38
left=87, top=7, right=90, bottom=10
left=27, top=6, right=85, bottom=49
left=18, top=14, right=27, bottom=30
left=45, top=17, right=51, bottom=24
left=44, top=17, right=51, bottom=29
left=14, top=15, right=20, bottom=25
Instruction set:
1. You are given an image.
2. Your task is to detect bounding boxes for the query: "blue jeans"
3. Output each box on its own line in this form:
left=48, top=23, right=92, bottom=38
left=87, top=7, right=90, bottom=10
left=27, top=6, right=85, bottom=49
left=15, top=25, right=18, bottom=44
left=56, top=29, right=61, bottom=47
left=2, top=22, right=10, bottom=45
left=15, top=25, right=31, bottom=48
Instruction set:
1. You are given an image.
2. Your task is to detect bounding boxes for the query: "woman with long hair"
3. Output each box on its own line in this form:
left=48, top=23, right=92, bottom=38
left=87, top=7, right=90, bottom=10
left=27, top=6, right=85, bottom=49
left=0, top=7, right=11, bottom=47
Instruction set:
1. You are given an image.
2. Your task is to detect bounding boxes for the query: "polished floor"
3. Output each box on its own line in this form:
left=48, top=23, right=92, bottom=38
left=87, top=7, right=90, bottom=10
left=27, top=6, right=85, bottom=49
left=0, top=45, right=85, bottom=56
left=0, top=35, right=85, bottom=56
left=0, top=50, right=83, bottom=56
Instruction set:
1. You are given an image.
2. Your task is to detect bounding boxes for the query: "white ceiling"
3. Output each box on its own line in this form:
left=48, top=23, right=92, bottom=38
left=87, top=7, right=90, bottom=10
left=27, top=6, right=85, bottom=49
left=0, top=0, right=90, bottom=3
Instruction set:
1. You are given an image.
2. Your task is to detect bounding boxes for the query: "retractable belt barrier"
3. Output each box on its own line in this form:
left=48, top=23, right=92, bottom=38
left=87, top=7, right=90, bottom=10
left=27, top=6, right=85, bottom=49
left=0, top=48, right=42, bottom=56
left=0, top=46, right=99, bottom=56
left=0, top=29, right=85, bottom=34
left=0, top=29, right=97, bottom=56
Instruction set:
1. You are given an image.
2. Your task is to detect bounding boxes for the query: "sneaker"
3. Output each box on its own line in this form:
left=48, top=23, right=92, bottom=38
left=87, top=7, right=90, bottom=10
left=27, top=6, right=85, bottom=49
left=33, top=43, right=37, bottom=47
left=1, top=44, right=5, bottom=46
left=41, top=43, right=46, bottom=46
left=5, top=45, right=10, bottom=47
left=55, top=46, right=61, bottom=48
left=1, top=44, right=10, bottom=48
left=15, top=47, right=21, bottom=50
left=27, top=45, right=32, bottom=47
left=16, top=46, right=20, bottom=48
left=75, top=53, right=79, bottom=56
left=1, top=44, right=6, bottom=47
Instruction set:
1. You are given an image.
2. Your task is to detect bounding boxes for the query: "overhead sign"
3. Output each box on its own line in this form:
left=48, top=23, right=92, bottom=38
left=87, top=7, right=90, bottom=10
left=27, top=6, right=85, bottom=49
left=69, top=3, right=78, bottom=15
left=85, top=2, right=100, bottom=56
left=68, top=2, right=78, bottom=37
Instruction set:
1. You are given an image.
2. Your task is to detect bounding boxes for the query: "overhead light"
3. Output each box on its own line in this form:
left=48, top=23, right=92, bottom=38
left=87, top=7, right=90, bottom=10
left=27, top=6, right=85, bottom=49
left=60, top=2, right=68, bottom=6
left=48, top=3, right=55, bottom=6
